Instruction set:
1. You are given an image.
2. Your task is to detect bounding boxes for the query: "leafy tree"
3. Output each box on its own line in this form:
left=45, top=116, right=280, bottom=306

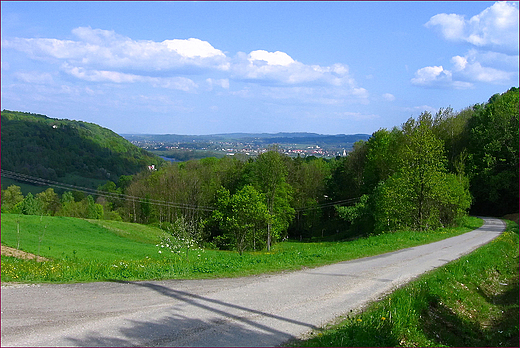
left=335, top=194, right=374, bottom=235
left=36, top=188, right=60, bottom=216
left=19, top=192, right=43, bottom=216
left=254, top=148, right=294, bottom=250
left=327, top=141, right=368, bottom=202
left=287, top=157, right=331, bottom=238
left=373, top=113, right=470, bottom=232
left=362, top=128, right=402, bottom=194
left=213, top=186, right=269, bottom=254
left=86, top=195, right=104, bottom=219
left=1, top=185, right=24, bottom=212
left=466, top=87, right=519, bottom=216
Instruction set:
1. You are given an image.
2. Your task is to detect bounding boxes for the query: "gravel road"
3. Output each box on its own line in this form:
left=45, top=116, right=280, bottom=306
left=1, top=217, right=505, bottom=347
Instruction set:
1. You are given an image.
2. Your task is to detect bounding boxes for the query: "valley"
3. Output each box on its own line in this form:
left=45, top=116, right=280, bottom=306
left=122, top=132, right=371, bottom=161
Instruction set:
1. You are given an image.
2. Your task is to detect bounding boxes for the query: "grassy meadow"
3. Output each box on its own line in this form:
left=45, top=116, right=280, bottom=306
left=1, top=213, right=483, bottom=283
left=287, top=220, right=519, bottom=347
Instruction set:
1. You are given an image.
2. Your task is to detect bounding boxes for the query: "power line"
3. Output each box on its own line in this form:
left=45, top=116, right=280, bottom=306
left=295, top=197, right=360, bottom=212
left=2, top=169, right=359, bottom=213
left=1, top=170, right=215, bottom=212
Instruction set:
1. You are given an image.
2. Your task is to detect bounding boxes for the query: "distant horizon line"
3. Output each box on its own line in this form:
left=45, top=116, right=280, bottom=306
left=120, top=131, right=372, bottom=137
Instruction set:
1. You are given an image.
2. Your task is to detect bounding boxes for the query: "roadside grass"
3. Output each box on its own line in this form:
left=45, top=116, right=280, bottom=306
left=1, top=214, right=483, bottom=283
left=287, top=219, right=519, bottom=348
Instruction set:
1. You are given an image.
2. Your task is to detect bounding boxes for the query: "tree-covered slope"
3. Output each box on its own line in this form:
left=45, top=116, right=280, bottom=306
left=1, top=110, right=163, bottom=185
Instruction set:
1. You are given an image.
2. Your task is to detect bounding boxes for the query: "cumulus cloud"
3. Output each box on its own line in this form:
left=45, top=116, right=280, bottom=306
left=426, top=1, right=519, bottom=53
left=3, top=26, right=368, bottom=104
left=411, top=65, right=473, bottom=89
left=450, top=51, right=513, bottom=83
left=3, top=26, right=229, bottom=73
left=248, top=50, right=295, bottom=66
left=414, top=2, right=518, bottom=89
left=231, top=49, right=364, bottom=102
left=412, top=49, right=514, bottom=89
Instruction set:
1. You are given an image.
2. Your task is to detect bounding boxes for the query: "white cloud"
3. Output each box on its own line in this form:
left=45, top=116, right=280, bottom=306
left=411, top=65, right=474, bottom=89
left=416, top=2, right=518, bottom=89
left=403, top=105, right=439, bottom=114
left=164, top=38, right=226, bottom=59
left=13, top=71, right=54, bottom=84
left=3, top=26, right=368, bottom=103
left=382, top=93, right=395, bottom=102
left=3, top=27, right=229, bottom=73
left=228, top=50, right=369, bottom=105
left=206, top=78, right=230, bottom=90
left=412, top=49, right=514, bottom=89
left=248, top=50, right=295, bottom=66
left=61, top=63, right=198, bottom=91
left=426, top=1, right=519, bottom=53
left=333, top=111, right=379, bottom=120
left=451, top=53, right=512, bottom=83
left=412, top=66, right=452, bottom=86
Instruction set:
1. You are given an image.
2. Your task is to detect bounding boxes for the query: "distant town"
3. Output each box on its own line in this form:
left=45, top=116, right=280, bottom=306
left=123, top=133, right=371, bottom=161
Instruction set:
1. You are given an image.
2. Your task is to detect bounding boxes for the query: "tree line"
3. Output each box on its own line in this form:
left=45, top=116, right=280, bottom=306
left=2, top=87, right=518, bottom=253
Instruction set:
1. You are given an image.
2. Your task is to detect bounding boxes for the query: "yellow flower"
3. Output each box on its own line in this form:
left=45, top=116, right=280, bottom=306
left=381, top=317, right=386, bottom=320
left=357, top=319, right=362, bottom=322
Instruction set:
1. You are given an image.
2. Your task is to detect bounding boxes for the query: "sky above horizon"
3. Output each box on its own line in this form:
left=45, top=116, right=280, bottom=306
left=1, top=1, right=518, bottom=135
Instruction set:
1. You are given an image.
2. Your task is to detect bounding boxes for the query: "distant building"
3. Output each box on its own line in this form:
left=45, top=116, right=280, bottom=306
left=148, top=165, right=156, bottom=171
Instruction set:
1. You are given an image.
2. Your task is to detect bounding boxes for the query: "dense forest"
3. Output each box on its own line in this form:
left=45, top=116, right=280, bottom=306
left=1, top=110, right=163, bottom=186
left=2, top=87, right=518, bottom=253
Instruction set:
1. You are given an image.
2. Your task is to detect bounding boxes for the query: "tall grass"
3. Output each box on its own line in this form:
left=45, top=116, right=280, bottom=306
left=288, top=220, right=519, bottom=347
left=1, top=214, right=483, bottom=283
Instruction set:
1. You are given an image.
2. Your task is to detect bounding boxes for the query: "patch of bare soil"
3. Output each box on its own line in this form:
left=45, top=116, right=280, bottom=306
left=1, top=244, right=49, bottom=262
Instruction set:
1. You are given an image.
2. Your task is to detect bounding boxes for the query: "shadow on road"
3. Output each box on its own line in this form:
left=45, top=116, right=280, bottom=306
left=64, top=280, right=319, bottom=347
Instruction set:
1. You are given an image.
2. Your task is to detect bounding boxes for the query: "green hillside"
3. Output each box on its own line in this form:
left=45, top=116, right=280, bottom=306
left=1, top=110, right=163, bottom=190
left=0, top=214, right=168, bottom=261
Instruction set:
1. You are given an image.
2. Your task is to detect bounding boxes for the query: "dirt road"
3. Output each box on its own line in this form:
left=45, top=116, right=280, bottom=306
left=1, top=218, right=505, bottom=347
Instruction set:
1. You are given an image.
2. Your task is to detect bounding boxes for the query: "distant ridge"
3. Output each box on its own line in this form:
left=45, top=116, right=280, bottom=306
left=122, top=132, right=371, bottom=144
left=1, top=110, right=163, bottom=189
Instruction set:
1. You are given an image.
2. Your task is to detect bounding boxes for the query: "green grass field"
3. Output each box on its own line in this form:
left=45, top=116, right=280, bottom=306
left=1, top=213, right=483, bottom=283
left=1, top=214, right=167, bottom=262
left=287, top=220, right=519, bottom=347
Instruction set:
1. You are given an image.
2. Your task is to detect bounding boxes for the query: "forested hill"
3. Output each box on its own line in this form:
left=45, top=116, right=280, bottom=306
left=1, top=110, right=162, bottom=187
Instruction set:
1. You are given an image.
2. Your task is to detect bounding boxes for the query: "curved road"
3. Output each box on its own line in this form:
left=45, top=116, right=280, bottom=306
left=1, top=218, right=505, bottom=347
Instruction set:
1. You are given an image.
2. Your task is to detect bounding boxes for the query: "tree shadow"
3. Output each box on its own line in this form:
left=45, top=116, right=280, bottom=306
left=420, top=285, right=519, bottom=347
left=64, top=279, right=320, bottom=347
left=65, top=313, right=295, bottom=347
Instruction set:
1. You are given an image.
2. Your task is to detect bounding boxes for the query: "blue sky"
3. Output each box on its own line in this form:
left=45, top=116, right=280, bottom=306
left=1, top=1, right=518, bottom=135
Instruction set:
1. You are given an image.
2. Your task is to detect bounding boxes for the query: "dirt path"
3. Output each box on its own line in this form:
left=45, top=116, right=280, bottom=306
left=1, top=244, right=49, bottom=262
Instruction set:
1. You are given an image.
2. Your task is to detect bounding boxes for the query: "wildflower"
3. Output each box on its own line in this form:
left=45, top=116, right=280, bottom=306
left=357, top=319, right=362, bottom=322
left=381, top=317, right=386, bottom=320
left=158, top=250, right=162, bottom=254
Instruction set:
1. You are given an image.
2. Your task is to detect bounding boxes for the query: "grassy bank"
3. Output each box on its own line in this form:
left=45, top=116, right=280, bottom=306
left=287, top=219, right=519, bottom=347
left=1, top=214, right=483, bottom=283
